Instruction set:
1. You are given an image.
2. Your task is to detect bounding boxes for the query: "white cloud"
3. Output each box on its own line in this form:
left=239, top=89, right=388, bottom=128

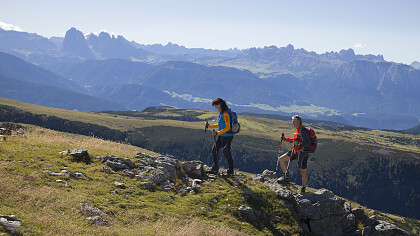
left=353, top=43, right=364, bottom=49
left=0, top=21, right=23, bottom=31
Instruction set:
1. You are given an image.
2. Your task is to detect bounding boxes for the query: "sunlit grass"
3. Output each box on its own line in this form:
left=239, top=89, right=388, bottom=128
left=0, top=125, right=306, bottom=235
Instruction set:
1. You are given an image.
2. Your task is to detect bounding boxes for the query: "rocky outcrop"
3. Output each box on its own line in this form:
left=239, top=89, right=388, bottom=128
left=0, top=215, right=22, bottom=235
left=255, top=170, right=409, bottom=236
left=80, top=202, right=110, bottom=226
left=62, top=27, right=95, bottom=59
left=99, top=153, right=206, bottom=194
left=101, top=154, right=135, bottom=171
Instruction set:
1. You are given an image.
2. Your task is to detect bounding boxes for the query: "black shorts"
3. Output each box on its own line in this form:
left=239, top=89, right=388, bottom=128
left=287, top=150, right=309, bottom=169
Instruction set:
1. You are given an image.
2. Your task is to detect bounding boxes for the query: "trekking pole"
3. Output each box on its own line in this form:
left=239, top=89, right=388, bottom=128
left=198, top=120, right=208, bottom=163
left=285, top=138, right=298, bottom=177
left=285, top=148, right=300, bottom=177
left=210, top=129, right=218, bottom=170
left=276, top=133, right=285, bottom=178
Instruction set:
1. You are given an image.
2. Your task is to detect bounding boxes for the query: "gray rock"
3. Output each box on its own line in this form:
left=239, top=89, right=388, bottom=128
left=85, top=216, right=111, bottom=226
left=262, top=169, right=276, bottom=179
left=309, top=215, right=345, bottom=236
left=156, top=160, right=177, bottom=180
left=372, top=221, right=409, bottom=236
left=80, top=202, right=103, bottom=216
left=136, top=153, right=156, bottom=166
left=75, top=172, right=85, bottom=178
left=137, top=167, right=166, bottom=185
left=0, top=215, right=22, bottom=232
left=296, top=193, right=345, bottom=220
left=70, top=149, right=88, bottom=158
left=121, top=169, right=135, bottom=177
left=59, top=150, right=70, bottom=155
left=182, top=160, right=204, bottom=178
left=160, top=181, right=173, bottom=191
left=347, top=213, right=357, bottom=227
left=363, top=225, right=373, bottom=236
left=101, top=155, right=135, bottom=170
left=238, top=205, right=256, bottom=221
left=252, top=174, right=265, bottom=182
left=140, top=182, right=154, bottom=190
left=101, top=167, right=114, bottom=174
left=243, top=187, right=262, bottom=202
left=367, top=215, right=379, bottom=226
left=181, top=177, right=192, bottom=185
left=105, top=160, right=129, bottom=170
left=157, top=155, right=179, bottom=167
left=114, top=181, right=126, bottom=189
left=43, top=170, right=66, bottom=176
left=192, top=179, right=202, bottom=191
left=269, top=184, right=295, bottom=202
left=314, top=188, right=335, bottom=198
left=344, top=202, right=352, bottom=213
left=178, top=187, right=193, bottom=196
left=136, top=152, right=155, bottom=159
left=206, top=174, right=217, bottom=179
left=352, top=207, right=370, bottom=226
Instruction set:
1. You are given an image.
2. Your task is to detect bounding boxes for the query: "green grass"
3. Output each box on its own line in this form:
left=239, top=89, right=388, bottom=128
left=1, top=98, right=419, bottom=155
left=0, top=125, right=306, bottom=235
left=1, top=98, right=419, bottom=222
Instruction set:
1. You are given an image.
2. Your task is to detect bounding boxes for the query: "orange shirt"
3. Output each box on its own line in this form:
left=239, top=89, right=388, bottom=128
left=284, top=125, right=303, bottom=152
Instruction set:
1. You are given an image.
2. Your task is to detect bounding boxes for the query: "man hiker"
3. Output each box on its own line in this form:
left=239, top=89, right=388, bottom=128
left=278, top=115, right=310, bottom=193
left=205, top=98, right=234, bottom=176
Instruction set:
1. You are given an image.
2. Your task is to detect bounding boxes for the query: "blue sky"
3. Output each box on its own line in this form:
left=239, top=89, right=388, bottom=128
left=1, top=0, right=419, bottom=64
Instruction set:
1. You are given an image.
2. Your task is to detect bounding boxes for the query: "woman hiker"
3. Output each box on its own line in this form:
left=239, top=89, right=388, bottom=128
left=205, top=98, right=235, bottom=176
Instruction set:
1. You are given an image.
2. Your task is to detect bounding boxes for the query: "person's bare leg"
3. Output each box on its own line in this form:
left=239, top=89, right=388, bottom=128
left=300, top=168, right=307, bottom=187
left=279, top=153, right=290, bottom=174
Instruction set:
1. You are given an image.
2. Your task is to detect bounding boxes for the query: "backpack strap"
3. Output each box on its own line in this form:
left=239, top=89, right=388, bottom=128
left=225, top=109, right=233, bottom=134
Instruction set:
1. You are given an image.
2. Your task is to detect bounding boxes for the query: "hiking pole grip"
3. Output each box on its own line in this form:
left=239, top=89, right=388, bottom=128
left=278, top=133, right=285, bottom=156
left=276, top=133, right=285, bottom=178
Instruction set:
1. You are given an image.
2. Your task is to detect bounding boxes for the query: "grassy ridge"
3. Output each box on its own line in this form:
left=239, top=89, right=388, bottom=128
left=1, top=98, right=419, bottom=220
left=0, top=125, right=304, bottom=235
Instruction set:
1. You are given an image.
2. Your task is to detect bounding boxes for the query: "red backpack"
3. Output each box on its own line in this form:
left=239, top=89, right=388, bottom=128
left=302, top=127, right=317, bottom=153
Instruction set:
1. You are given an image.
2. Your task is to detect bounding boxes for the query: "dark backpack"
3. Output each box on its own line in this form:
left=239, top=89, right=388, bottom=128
left=226, top=109, right=240, bottom=134
left=302, top=127, right=317, bottom=153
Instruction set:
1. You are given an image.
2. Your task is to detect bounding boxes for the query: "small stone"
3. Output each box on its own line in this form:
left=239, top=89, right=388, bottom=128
left=114, top=181, right=126, bottom=189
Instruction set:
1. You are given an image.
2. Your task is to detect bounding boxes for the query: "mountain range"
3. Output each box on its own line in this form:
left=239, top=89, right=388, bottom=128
left=0, top=27, right=419, bottom=130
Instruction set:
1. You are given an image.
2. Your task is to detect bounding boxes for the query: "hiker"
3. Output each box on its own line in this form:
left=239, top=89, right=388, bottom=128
left=205, top=98, right=234, bottom=176
left=278, top=115, right=310, bottom=193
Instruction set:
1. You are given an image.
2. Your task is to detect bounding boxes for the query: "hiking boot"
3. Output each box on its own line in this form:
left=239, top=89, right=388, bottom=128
left=277, top=174, right=290, bottom=184
left=300, top=187, right=306, bottom=193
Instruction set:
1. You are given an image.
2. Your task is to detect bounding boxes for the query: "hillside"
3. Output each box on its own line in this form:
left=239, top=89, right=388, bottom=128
left=0, top=53, right=128, bottom=112
left=0, top=124, right=418, bottom=235
left=0, top=98, right=419, bottom=221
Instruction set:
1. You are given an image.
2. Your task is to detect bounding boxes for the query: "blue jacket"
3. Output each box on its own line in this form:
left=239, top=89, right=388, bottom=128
left=210, top=109, right=233, bottom=137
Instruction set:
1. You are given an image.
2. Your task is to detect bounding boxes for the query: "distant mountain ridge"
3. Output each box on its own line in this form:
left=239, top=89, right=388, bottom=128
left=0, top=52, right=82, bottom=92
left=0, top=27, right=419, bottom=129
left=410, top=61, right=420, bottom=70
left=0, top=52, right=127, bottom=111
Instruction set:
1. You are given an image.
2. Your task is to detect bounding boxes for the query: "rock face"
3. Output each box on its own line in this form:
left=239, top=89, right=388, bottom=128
left=101, top=154, right=135, bottom=170
left=62, top=27, right=95, bottom=59
left=0, top=215, right=22, bottom=234
left=258, top=174, right=409, bottom=236
left=100, top=153, right=206, bottom=191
